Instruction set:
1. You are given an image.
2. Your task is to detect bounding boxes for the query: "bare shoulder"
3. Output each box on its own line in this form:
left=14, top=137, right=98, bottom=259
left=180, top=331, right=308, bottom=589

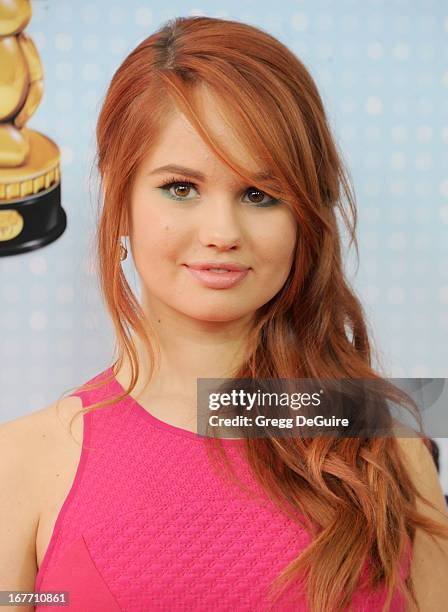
left=0, top=396, right=84, bottom=595
left=393, top=435, right=448, bottom=611
left=394, top=435, right=447, bottom=514
left=0, top=395, right=84, bottom=472
left=391, top=418, right=446, bottom=514
left=0, top=394, right=85, bottom=509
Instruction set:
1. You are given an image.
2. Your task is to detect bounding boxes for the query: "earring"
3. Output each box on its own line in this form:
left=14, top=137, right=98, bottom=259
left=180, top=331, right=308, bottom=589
left=119, top=241, right=128, bottom=261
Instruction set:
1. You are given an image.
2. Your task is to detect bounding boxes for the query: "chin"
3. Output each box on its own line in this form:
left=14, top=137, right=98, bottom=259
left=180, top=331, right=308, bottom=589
left=185, top=308, right=251, bottom=323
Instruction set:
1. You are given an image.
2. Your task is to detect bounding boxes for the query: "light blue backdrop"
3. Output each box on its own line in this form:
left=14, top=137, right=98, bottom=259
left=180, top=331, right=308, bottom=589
left=1, top=0, right=447, bottom=491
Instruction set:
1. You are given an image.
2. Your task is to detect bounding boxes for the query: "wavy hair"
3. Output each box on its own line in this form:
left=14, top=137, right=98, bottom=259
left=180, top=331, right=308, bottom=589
left=59, top=15, right=448, bottom=611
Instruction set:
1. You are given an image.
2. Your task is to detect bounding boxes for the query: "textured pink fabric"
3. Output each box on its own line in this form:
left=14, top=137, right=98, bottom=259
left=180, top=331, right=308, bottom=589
left=35, top=367, right=412, bottom=611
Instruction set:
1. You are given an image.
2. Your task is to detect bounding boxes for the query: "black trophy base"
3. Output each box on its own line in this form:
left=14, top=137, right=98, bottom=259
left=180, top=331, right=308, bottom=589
left=0, top=182, right=66, bottom=256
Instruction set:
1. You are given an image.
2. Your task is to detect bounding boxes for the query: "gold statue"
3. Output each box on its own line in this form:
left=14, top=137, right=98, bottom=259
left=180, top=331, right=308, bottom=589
left=0, top=0, right=66, bottom=255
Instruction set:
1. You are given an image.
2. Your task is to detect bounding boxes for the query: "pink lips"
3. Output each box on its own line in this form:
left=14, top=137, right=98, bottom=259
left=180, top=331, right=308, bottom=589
left=183, top=264, right=250, bottom=289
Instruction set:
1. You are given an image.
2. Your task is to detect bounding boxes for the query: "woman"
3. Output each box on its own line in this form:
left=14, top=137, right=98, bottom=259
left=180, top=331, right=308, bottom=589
left=1, top=15, right=447, bottom=612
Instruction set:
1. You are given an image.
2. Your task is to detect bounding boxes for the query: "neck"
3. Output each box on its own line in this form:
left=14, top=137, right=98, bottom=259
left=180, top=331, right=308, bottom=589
left=114, top=298, right=254, bottom=404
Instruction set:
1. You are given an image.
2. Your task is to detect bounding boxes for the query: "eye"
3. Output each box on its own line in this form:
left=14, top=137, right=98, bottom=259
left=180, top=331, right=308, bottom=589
left=157, top=176, right=280, bottom=207
left=158, top=178, right=198, bottom=201
left=243, top=187, right=278, bottom=207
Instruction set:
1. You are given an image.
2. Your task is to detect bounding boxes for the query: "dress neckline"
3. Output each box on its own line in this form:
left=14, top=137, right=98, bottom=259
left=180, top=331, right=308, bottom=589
left=108, top=366, right=246, bottom=446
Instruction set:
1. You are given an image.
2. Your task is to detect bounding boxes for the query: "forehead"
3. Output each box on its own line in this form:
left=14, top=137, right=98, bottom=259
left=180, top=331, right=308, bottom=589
left=140, top=86, right=265, bottom=178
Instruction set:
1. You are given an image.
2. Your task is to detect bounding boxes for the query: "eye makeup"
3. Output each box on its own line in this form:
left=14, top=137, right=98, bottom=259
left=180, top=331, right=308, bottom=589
left=156, top=175, right=280, bottom=208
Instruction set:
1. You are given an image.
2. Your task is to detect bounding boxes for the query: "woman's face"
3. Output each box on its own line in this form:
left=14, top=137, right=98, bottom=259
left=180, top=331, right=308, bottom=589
left=129, top=89, right=297, bottom=324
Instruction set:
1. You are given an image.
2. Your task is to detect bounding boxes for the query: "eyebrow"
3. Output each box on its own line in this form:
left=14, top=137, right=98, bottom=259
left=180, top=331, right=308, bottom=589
left=146, top=164, right=274, bottom=182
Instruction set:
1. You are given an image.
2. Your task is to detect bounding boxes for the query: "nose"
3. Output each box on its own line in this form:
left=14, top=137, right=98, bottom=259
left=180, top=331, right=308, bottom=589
left=197, top=199, right=242, bottom=250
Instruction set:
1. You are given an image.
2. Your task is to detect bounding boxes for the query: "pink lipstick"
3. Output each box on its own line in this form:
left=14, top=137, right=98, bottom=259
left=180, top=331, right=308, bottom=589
left=183, top=262, right=250, bottom=289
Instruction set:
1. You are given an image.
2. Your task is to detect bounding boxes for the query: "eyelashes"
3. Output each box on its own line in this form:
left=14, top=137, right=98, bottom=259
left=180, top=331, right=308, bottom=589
left=157, top=175, right=280, bottom=208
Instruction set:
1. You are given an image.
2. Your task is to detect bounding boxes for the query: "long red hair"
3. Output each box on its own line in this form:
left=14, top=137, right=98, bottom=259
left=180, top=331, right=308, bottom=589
left=60, top=16, right=448, bottom=611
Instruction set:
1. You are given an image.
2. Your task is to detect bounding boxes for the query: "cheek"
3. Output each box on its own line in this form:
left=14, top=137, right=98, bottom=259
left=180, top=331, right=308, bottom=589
left=257, top=220, right=297, bottom=273
left=133, top=228, right=181, bottom=272
left=131, top=198, right=181, bottom=259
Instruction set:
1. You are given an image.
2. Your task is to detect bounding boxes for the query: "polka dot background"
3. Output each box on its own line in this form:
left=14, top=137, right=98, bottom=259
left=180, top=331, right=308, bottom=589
left=0, top=0, right=447, bottom=492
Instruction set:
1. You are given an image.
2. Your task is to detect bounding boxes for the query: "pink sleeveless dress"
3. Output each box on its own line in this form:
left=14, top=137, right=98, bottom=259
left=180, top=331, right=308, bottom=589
left=34, top=367, right=412, bottom=611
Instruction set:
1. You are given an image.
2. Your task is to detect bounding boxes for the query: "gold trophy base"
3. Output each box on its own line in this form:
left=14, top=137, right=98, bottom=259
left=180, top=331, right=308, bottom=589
left=0, top=128, right=61, bottom=200
left=0, top=128, right=66, bottom=256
